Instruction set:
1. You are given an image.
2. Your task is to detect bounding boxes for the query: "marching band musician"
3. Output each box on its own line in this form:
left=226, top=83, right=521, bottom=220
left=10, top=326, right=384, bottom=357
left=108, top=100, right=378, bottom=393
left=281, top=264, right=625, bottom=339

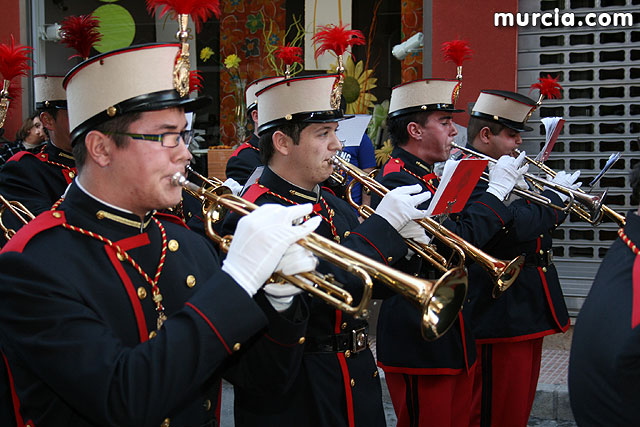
left=371, top=79, right=528, bottom=427
left=568, top=164, right=640, bottom=425
left=221, top=74, right=433, bottom=426
left=464, top=90, right=580, bottom=426
left=225, top=76, right=284, bottom=186
left=0, top=75, right=75, bottom=241
left=0, top=43, right=321, bottom=426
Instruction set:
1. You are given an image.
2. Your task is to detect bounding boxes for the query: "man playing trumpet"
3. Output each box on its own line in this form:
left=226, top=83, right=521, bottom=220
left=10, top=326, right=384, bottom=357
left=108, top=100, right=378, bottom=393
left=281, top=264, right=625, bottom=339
left=464, top=89, right=580, bottom=426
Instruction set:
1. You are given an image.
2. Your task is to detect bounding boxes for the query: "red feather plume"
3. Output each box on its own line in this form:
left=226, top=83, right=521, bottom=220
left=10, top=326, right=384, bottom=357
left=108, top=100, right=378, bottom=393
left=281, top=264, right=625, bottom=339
left=441, top=39, right=473, bottom=66
left=530, top=74, right=562, bottom=99
left=275, top=45, right=303, bottom=66
left=312, top=24, right=365, bottom=59
left=0, top=36, right=32, bottom=81
left=60, top=14, right=102, bottom=60
left=189, top=70, right=203, bottom=93
left=146, top=0, right=221, bottom=32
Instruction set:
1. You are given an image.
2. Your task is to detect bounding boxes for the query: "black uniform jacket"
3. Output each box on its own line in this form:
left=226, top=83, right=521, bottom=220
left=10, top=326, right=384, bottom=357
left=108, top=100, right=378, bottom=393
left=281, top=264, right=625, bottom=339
left=466, top=171, right=570, bottom=342
left=222, top=166, right=407, bottom=427
left=225, top=134, right=261, bottom=186
left=372, top=147, right=514, bottom=374
left=569, top=211, right=640, bottom=426
left=0, top=182, right=308, bottom=427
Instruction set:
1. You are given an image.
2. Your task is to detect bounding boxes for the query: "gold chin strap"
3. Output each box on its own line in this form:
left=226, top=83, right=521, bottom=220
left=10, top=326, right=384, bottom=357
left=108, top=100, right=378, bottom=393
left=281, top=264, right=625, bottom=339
left=0, top=80, right=11, bottom=129
left=173, top=14, right=191, bottom=98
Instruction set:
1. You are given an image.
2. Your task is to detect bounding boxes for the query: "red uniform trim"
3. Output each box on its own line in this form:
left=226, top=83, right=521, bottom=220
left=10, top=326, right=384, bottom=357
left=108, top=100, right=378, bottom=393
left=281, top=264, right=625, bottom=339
left=459, top=312, right=471, bottom=373
left=62, top=169, right=74, bottom=185
left=104, top=246, right=149, bottom=343
left=349, top=231, right=389, bottom=265
left=263, top=333, right=300, bottom=347
left=321, top=186, right=336, bottom=197
left=475, top=327, right=566, bottom=344
left=215, top=379, right=222, bottom=427
left=242, top=183, right=269, bottom=203
left=231, top=142, right=252, bottom=157
left=383, top=158, right=404, bottom=176
left=2, top=351, right=25, bottom=427
left=336, top=352, right=356, bottom=427
left=1, top=212, right=66, bottom=254
left=632, top=255, right=640, bottom=328
left=6, top=151, right=36, bottom=163
left=378, top=362, right=465, bottom=376
left=184, top=302, right=232, bottom=354
left=155, top=212, right=189, bottom=228
left=472, top=201, right=505, bottom=226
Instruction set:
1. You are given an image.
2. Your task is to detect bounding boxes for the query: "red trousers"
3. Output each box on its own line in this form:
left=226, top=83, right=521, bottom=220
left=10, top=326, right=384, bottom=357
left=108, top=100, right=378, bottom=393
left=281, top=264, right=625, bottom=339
left=385, top=365, right=476, bottom=427
left=470, top=338, right=543, bottom=427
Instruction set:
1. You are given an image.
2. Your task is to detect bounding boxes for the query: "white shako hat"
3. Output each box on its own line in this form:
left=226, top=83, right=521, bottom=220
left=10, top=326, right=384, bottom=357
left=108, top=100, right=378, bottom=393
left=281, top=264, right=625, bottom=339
left=255, top=74, right=347, bottom=135
left=388, top=78, right=463, bottom=119
left=245, top=76, right=285, bottom=112
left=63, top=43, right=211, bottom=144
left=34, top=75, right=67, bottom=110
left=470, top=90, right=537, bottom=132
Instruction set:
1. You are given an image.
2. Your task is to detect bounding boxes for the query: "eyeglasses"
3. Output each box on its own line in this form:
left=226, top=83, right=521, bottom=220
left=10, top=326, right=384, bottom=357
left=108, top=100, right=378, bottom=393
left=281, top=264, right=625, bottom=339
left=105, top=130, right=194, bottom=148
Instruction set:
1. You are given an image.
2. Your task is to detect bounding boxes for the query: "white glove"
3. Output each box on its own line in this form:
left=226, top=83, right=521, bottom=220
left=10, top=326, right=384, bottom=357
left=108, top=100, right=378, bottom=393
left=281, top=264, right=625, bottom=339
left=486, top=151, right=529, bottom=201
left=375, top=184, right=431, bottom=231
left=398, top=220, right=432, bottom=245
left=264, top=283, right=305, bottom=312
left=222, top=204, right=322, bottom=296
left=545, top=170, right=581, bottom=203
left=222, top=177, right=243, bottom=196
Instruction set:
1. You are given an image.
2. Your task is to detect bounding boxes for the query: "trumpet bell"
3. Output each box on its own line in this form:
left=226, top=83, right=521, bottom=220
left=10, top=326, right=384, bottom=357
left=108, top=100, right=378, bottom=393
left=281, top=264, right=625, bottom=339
left=492, top=255, right=525, bottom=298
left=421, top=266, right=468, bottom=340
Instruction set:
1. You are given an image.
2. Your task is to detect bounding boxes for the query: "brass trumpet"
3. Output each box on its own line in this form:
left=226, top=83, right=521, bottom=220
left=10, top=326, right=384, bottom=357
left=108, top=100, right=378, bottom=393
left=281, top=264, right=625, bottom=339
left=451, top=143, right=608, bottom=224
left=172, top=172, right=468, bottom=340
left=331, top=155, right=524, bottom=298
left=514, top=150, right=625, bottom=227
left=0, top=194, right=34, bottom=243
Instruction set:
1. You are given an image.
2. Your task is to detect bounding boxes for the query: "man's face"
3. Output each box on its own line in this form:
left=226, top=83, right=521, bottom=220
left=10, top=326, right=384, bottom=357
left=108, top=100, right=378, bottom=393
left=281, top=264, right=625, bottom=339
left=486, top=127, right=522, bottom=159
left=286, top=122, right=342, bottom=190
left=109, top=108, right=192, bottom=214
left=416, top=111, right=458, bottom=163
left=41, top=110, right=71, bottom=152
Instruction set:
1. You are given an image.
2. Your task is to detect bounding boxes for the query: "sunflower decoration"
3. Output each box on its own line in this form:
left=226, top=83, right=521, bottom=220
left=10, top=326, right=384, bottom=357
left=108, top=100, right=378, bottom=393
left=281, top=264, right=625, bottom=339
left=335, top=56, right=377, bottom=114
left=375, top=139, right=393, bottom=166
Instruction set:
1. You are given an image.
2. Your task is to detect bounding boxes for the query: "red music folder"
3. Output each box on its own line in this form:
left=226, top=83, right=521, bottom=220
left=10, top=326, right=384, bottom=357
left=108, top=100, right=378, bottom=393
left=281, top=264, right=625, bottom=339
left=427, top=158, right=489, bottom=216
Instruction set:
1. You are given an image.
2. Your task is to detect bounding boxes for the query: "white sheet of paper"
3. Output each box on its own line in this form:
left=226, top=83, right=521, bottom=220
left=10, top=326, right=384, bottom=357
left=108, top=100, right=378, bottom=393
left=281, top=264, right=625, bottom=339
left=336, top=114, right=372, bottom=147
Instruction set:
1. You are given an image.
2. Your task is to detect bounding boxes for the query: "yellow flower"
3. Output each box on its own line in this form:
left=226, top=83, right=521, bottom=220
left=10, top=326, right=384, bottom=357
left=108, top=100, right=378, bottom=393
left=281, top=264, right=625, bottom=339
left=375, top=139, right=393, bottom=166
left=200, top=47, right=214, bottom=62
left=224, top=54, right=241, bottom=69
left=330, top=56, right=377, bottom=114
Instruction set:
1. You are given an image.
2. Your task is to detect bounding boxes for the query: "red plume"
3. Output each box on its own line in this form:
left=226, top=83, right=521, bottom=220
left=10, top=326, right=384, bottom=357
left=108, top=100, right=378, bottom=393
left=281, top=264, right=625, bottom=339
left=312, top=24, right=365, bottom=59
left=441, top=39, right=473, bottom=66
left=146, top=0, right=221, bottom=32
left=60, top=14, right=102, bottom=60
left=530, top=74, right=562, bottom=99
left=189, top=70, right=203, bottom=93
left=0, top=36, right=32, bottom=81
left=275, top=45, right=303, bottom=66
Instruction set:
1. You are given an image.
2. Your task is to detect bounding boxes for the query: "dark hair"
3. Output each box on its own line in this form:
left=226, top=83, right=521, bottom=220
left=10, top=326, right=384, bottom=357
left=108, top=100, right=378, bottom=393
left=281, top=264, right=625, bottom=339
left=15, top=112, right=40, bottom=141
left=259, top=122, right=311, bottom=164
left=387, top=111, right=431, bottom=147
left=467, top=116, right=506, bottom=147
left=37, top=107, right=61, bottom=121
left=73, top=112, right=142, bottom=171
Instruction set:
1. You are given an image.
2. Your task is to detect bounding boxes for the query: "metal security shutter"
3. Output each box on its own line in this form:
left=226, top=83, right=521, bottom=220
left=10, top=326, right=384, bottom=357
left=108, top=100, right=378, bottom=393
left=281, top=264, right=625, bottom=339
left=517, top=0, right=640, bottom=317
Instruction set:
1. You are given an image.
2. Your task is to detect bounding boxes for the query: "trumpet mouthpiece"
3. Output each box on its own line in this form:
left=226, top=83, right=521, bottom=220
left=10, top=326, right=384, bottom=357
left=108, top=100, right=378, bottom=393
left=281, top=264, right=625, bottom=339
left=171, top=172, right=186, bottom=186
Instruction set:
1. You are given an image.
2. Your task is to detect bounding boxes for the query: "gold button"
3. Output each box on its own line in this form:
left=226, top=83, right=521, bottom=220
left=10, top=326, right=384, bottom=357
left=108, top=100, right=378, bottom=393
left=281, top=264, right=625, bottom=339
left=203, top=399, right=212, bottom=411
left=117, top=251, right=125, bottom=261
left=421, top=105, right=427, bottom=110
left=149, top=330, right=157, bottom=339
left=298, top=336, right=306, bottom=344
left=344, top=231, right=350, bottom=238
left=373, top=370, right=378, bottom=378
left=233, top=343, right=241, bottom=352
left=137, top=287, right=147, bottom=299
left=186, top=275, right=196, bottom=288
left=350, top=378, right=355, bottom=387
left=68, top=171, right=75, bottom=178
left=259, top=184, right=265, bottom=188
left=52, top=212, right=62, bottom=218
left=107, top=106, right=117, bottom=117
left=168, top=239, right=179, bottom=252
left=285, top=114, right=292, bottom=120
left=387, top=256, right=393, bottom=262
left=394, top=159, right=400, bottom=163
left=96, top=211, right=105, bottom=219
left=539, top=250, right=544, bottom=255
left=539, top=234, right=544, bottom=238
left=161, top=418, right=170, bottom=427
left=341, top=322, right=347, bottom=330
left=344, top=350, right=351, bottom=358
left=542, top=267, right=547, bottom=273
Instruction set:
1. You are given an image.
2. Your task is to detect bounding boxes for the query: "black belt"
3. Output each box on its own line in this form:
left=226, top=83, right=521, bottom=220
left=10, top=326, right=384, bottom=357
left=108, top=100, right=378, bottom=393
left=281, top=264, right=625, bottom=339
left=524, top=249, right=553, bottom=268
left=304, top=326, right=369, bottom=354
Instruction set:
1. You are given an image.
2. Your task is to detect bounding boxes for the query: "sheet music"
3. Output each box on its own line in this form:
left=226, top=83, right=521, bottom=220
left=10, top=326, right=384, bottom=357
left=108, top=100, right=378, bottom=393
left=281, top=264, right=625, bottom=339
left=536, top=117, right=565, bottom=162
left=336, top=114, right=372, bottom=147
